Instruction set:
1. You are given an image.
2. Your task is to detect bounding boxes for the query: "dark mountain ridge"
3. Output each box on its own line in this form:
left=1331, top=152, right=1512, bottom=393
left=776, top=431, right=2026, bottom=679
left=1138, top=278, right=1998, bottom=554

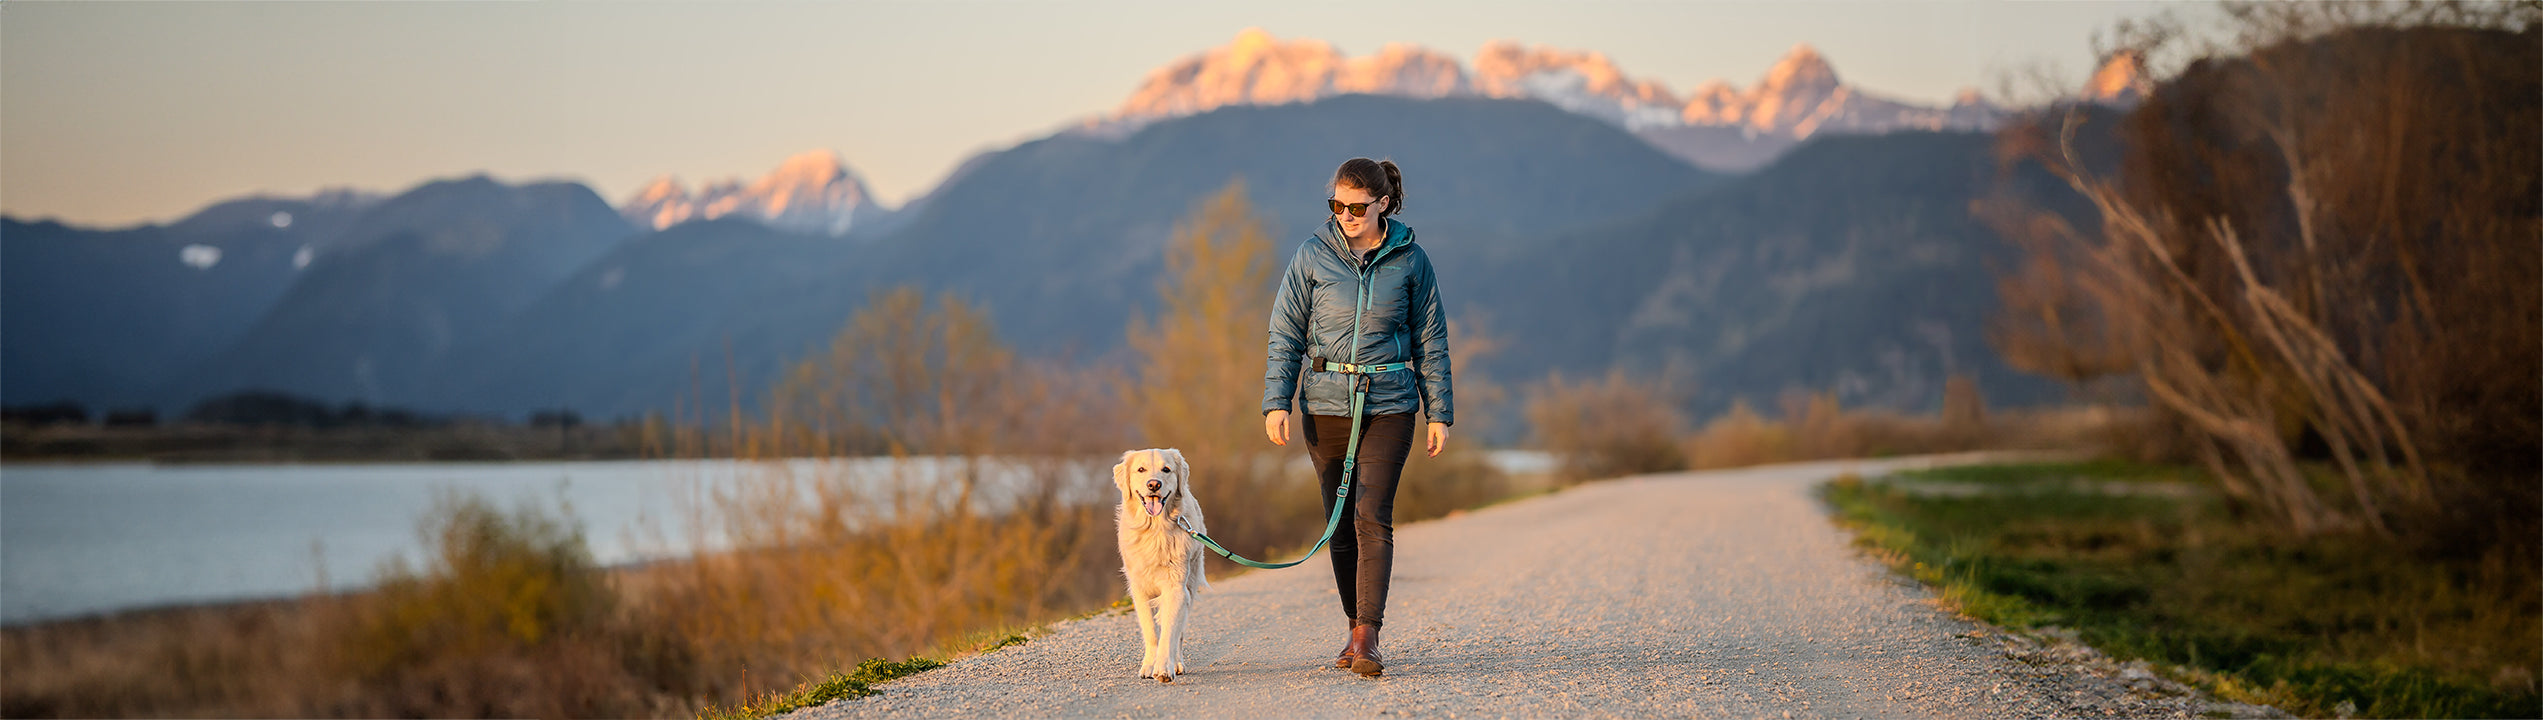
left=6, top=95, right=2098, bottom=428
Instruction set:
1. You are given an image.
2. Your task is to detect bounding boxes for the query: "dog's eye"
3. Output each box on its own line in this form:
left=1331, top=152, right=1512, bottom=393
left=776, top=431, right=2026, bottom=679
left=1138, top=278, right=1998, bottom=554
left=1135, top=467, right=1145, bottom=473
left=1162, top=467, right=1173, bottom=473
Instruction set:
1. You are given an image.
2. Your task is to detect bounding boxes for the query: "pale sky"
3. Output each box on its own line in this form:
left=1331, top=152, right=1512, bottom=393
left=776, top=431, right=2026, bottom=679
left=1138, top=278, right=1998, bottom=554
left=2, top=0, right=2188, bottom=228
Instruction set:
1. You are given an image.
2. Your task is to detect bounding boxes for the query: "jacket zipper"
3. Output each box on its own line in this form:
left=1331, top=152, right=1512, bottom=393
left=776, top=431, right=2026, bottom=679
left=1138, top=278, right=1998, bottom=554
left=1349, top=238, right=1395, bottom=366
left=1326, top=222, right=1402, bottom=373
left=1349, top=236, right=1406, bottom=369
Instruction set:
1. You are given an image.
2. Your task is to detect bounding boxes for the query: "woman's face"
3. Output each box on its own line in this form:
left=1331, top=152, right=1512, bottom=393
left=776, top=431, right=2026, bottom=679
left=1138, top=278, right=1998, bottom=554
left=1330, top=183, right=1388, bottom=242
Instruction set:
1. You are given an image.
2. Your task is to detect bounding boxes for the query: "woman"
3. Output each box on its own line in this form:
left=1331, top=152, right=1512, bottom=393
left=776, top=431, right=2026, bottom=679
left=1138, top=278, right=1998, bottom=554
left=1261, top=157, right=1453, bottom=678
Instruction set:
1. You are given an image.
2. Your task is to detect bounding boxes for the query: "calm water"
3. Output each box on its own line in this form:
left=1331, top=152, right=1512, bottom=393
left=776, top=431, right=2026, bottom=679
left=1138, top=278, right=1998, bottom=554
left=0, top=460, right=747, bottom=625
left=0, top=452, right=1549, bottom=626
left=0, top=456, right=1076, bottom=626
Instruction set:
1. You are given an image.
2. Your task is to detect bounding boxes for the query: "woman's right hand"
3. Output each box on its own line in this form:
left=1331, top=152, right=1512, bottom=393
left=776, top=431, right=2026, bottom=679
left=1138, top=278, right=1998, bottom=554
left=1265, top=409, right=1290, bottom=446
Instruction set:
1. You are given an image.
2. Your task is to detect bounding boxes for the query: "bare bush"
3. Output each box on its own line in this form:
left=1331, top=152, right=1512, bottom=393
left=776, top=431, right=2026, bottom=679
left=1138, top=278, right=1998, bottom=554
left=1683, top=400, right=1788, bottom=470
left=1683, top=382, right=2012, bottom=471
left=1525, top=369, right=1688, bottom=482
left=1990, top=13, right=2540, bottom=539
left=619, top=285, right=1133, bottom=710
left=763, top=287, right=1022, bottom=458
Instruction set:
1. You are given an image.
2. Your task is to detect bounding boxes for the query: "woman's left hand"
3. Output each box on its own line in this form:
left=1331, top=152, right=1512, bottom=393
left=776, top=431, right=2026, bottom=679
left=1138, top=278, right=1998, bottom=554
left=1425, top=422, right=1449, bottom=458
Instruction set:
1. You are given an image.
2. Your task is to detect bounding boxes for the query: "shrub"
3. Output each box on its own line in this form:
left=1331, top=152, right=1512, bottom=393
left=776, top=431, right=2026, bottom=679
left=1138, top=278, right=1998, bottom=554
left=332, top=490, right=642, bottom=718
left=1525, top=369, right=1688, bottom=483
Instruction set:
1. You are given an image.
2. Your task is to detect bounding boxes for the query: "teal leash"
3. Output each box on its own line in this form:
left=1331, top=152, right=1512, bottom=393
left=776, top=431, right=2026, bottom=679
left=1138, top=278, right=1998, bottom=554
left=1175, top=383, right=1364, bottom=569
left=1181, top=241, right=1407, bottom=570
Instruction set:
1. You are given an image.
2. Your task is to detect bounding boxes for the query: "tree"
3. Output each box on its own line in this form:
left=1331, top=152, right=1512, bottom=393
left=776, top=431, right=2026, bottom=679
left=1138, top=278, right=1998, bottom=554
left=767, top=286, right=1014, bottom=458
left=1992, top=10, right=2539, bottom=540
left=1125, top=180, right=1305, bottom=554
left=1526, top=369, right=1688, bottom=483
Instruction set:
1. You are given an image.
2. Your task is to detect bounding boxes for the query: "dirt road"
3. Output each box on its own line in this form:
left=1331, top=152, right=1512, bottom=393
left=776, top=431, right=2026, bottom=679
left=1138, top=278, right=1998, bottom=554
left=785, top=454, right=2269, bottom=719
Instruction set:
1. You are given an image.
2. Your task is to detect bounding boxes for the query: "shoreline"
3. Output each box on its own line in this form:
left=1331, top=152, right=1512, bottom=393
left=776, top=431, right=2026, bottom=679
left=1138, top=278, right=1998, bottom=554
left=2, top=549, right=705, bottom=630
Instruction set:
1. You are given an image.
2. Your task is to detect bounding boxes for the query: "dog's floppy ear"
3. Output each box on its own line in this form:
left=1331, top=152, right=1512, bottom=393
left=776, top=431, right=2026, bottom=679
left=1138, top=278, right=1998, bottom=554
left=1168, top=448, right=1201, bottom=517
left=1112, top=450, right=1136, bottom=497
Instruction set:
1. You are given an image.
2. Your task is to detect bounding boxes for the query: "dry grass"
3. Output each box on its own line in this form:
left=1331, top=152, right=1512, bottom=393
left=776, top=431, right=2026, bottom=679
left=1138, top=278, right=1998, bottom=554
left=1, top=599, right=342, bottom=718
left=1, top=491, right=692, bottom=719
left=1682, top=394, right=2143, bottom=472
left=1524, top=369, right=1688, bottom=483
left=1522, top=367, right=2143, bottom=480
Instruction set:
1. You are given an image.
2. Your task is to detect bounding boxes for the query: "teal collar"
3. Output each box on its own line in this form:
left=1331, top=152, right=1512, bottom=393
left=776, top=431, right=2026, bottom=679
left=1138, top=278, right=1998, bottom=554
left=1316, top=217, right=1414, bottom=264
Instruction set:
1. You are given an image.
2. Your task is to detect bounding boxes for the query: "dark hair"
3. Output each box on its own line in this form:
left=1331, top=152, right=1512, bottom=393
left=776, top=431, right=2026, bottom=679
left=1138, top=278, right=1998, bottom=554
left=1332, top=158, right=1404, bottom=218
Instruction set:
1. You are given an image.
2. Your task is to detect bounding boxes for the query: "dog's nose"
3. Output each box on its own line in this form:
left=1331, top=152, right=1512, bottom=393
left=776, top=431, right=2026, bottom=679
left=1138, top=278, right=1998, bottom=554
left=1146, top=479, right=1162, bottom=492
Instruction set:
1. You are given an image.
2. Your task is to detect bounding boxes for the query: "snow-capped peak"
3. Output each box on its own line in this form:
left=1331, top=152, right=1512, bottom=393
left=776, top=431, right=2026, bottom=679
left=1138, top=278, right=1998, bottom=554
left=632, top=176, right=688, bottom=203
left=765, top=150, right=850, bottom=189
left=1085, top=32, right=2017, bottom=171
left=1099, top=32, right=2005, bottom=140
left=1108, top=30, right=1709, bottom=132
left=620, top=151, right=883, bottom=236
left=1471, top=41, right=1684, bottom=129
left=1758, top=43, right=1840, bottom=95
left=1740, top=43, right=1847, bottom=134
left=1112, top=28, right=1468, bottom=123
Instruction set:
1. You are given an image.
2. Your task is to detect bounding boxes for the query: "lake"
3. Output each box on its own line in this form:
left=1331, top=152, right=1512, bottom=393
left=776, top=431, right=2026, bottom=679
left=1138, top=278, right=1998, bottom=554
left=0, top=456, right=1095, bottom=626
left=0, top=452, right=1552, bottom=625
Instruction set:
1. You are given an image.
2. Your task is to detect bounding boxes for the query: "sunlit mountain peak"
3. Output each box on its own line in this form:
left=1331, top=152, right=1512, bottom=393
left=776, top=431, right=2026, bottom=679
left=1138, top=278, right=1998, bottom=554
left=618, top=152, right=881, bottom=236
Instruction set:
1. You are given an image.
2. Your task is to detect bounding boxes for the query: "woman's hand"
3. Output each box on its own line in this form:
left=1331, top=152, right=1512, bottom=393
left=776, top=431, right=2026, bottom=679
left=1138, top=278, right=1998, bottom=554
left=1265, top=409, right=1290, bottom=446
left=1426, top=422, right=1449, bottom=457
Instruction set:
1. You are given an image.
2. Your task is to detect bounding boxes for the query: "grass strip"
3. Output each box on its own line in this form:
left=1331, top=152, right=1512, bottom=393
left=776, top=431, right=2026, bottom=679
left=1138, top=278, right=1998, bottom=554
left=692, top=600, right=1140, bottom=720
left=1820, top=460, right=2540, bottom=719
left=698, top=657, right=948, bottom=720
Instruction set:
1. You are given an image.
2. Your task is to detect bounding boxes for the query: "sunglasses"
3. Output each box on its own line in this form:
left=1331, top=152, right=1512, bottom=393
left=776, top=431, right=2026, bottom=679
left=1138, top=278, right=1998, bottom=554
left=1328, top=198, right=1382, bottom=218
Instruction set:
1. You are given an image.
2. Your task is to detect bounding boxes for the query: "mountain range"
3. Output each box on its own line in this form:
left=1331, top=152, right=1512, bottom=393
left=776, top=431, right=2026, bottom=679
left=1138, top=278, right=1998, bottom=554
left=569, top=30, right=2144, bottom=244
left=619, top=149, right=895, bottom=237
left=1089, top=29, right=2142, bottom=171
left=1, top=31, right=2138, bottom=433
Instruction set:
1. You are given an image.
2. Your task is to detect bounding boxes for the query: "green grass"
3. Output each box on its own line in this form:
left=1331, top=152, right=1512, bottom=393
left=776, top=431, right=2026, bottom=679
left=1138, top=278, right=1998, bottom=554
left=692, top=599, right=1149, bottom=720
left=1820, top=461, right=2541, bottom=719
left=697, top=656, right=947, bottom=720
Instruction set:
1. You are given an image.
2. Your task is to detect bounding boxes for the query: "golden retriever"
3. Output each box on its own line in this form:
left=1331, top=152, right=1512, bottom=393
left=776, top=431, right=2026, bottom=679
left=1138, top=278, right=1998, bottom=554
left=1114, top=448, right=1208, bottom=682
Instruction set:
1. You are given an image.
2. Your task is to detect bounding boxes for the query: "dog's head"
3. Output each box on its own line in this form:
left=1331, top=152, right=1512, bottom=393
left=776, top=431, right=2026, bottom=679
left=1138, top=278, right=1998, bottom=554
left=1113, top=448, right=1189, bottom=525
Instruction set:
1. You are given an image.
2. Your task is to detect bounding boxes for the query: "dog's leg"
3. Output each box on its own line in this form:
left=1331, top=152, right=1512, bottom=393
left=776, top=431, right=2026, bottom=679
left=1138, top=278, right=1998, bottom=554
left=1130, top=590, right=1160, bottom=678
left=1155, top=586, right=1189, bottom=682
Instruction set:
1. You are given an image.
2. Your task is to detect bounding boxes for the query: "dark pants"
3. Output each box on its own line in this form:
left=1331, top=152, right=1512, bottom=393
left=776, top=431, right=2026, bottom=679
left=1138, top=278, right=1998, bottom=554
left=1303, top=412, right=1415, bottom=629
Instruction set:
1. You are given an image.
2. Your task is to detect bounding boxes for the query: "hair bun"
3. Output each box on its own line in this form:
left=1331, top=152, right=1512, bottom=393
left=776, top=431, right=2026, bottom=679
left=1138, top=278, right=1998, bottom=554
left=1379, top=161, right=1404, bottom=216
left=1332, top=157, right=1407, bottom=218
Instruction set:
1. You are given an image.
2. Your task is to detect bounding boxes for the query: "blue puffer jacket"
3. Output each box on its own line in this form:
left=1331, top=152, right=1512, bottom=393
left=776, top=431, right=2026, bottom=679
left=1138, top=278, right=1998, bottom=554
left=1262, top=216, right=1454, bottom=425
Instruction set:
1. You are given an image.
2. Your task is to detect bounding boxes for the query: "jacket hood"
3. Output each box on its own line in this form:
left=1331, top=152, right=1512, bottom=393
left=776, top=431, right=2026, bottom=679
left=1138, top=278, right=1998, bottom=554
left=1315, top=216, right=1415, bottom=261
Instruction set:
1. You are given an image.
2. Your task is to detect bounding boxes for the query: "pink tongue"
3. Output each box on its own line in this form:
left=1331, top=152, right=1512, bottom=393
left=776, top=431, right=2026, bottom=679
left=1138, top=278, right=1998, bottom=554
left=1143, top=497, right=1164, bottom=516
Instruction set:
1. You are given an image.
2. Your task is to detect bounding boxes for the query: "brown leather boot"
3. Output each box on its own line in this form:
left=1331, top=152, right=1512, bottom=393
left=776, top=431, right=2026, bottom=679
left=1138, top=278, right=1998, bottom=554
left=1348, top=624, right=1384, bottom=677
left=1334, top=637, right=1356, bottom=669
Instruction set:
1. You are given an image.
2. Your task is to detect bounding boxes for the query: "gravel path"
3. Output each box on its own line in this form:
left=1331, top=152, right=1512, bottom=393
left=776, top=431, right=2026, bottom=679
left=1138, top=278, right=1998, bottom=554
left=785, top=453, right=2282, bottom=719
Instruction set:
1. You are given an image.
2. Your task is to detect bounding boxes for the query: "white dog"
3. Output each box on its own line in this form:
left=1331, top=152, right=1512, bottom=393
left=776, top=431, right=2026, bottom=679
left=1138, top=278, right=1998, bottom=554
left=1114, top=448, right=1208, bottom=683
